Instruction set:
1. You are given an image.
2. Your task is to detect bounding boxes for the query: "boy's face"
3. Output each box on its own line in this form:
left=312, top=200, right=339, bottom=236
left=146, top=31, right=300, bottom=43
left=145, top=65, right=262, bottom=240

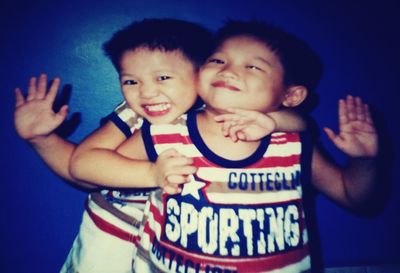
left=198, top=35, right=287, bottom=114
left=119, top=47, right=197, bottom=124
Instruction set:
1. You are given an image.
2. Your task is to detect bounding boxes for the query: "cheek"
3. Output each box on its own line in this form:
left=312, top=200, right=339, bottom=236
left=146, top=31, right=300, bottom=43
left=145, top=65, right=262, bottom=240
left=122, top=88, right=138, bottom=103
left=198, top=68, right=212, bottom=82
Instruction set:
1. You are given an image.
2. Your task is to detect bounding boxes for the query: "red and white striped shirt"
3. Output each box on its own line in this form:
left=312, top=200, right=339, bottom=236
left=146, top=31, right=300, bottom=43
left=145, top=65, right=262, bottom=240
left=134, top=111, right=312, bottom=273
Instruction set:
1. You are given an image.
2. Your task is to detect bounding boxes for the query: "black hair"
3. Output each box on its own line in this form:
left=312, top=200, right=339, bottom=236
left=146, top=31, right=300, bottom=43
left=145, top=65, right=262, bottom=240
left=103, top=18, right=214, bottom=71
left=215, top=20, right=323, bottom=112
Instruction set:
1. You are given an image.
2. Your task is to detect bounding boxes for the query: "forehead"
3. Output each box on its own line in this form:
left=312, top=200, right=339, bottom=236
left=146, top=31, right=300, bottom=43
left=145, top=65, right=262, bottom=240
left=217, top=35, right=276, bottom=56
left=215, top=35, right=283, bottom=69
left=120, top=47, right=195, bottom=70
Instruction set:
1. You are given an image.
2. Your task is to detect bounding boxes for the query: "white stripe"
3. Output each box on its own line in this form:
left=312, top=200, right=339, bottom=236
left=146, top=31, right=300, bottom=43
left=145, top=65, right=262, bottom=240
left=150, top=123, right=188, bottom=135
left=118, top=107, right=137, bottom=121
left=197, top=165, right=301, bottom=182
left=155, top=143, right=202, bottom=157
left=87, top=197, right=138, bottom=235
left=206, top=191, right=302, bottom=204
left=264, top=142, right=301, bottom=157
left=138, top=230, right=151, bottom=250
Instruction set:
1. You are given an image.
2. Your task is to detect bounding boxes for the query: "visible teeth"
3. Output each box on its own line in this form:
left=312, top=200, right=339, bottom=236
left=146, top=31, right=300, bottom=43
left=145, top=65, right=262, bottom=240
left=145, top=103, right=171, bottom=112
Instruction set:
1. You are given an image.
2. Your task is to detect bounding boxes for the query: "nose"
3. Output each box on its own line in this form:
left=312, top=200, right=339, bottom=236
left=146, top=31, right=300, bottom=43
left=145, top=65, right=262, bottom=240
left=139, top=82, right=159, bottom=99
left=217, top=64, right=239, bottom=79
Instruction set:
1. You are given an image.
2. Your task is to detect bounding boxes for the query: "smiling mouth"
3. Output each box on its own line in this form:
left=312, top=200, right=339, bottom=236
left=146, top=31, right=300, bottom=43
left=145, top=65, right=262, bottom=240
left=211, top=81, right=240, bottom=91
left=142, top=103, right=171, bottom=116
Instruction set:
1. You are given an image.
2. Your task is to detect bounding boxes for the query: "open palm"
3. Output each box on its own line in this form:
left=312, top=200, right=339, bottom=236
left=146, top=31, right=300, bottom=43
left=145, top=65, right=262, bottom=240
left=14, top=74, right=68, bottom=140
left=324, top=95, right=378, bottom=157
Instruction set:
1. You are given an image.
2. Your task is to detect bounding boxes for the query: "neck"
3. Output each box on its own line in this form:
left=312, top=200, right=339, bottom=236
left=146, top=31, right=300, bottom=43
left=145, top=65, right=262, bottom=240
left=196, top=107, right=262, bottom=160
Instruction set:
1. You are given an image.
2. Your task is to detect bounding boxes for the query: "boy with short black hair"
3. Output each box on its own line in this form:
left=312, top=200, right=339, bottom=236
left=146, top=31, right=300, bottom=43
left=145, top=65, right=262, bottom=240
left=14, top=18, right=214, bottom=273
left=14, top=18, right=306, bottom=272
left=114, top=20, right=378, bottom=272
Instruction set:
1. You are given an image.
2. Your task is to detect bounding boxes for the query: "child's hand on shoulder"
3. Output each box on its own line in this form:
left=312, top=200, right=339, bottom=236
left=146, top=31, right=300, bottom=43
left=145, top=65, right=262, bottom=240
left=14, top=73, right=68, bottom=141
left=323, top=95, right=378, bottom=158
left=214, top=108, right=276, bottom=142
left=154, top=148, right=197, bottom=194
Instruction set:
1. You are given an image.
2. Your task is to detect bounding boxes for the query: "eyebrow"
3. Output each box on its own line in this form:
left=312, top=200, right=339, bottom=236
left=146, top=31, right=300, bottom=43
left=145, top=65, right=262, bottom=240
left=254, top=56, right=274, bottom=67
left=120, top=72, right=135, bottom=77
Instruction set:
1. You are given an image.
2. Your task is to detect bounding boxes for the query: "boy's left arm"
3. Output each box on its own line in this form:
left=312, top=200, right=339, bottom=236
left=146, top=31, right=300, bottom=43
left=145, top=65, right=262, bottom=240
left=312, top=95, right=378, bottom=209
left=214, top=108, right=305, bottom=142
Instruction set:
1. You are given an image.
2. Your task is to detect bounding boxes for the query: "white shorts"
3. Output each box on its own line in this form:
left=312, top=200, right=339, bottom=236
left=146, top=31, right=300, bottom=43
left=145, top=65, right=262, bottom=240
left=60, top=194, right=143, bottom=273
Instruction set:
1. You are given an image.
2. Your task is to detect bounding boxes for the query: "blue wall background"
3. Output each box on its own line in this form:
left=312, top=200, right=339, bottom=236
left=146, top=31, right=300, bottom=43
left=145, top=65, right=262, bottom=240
left=1, top=0, right=399, bottom=272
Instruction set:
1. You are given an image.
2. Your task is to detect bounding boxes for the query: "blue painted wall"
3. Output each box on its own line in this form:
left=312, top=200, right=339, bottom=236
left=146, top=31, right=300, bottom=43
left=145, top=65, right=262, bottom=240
left=1, top=0, right=399, bottom=272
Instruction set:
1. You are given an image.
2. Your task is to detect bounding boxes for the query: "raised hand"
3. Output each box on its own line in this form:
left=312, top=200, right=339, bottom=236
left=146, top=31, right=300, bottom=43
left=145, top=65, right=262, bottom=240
left=14, top=74, right=68, bottom=141
left=153, top=148, right=197, bottom=194
left=323, top=95, right=378, bottom=158
left=214, top=108, right=276, bottom=142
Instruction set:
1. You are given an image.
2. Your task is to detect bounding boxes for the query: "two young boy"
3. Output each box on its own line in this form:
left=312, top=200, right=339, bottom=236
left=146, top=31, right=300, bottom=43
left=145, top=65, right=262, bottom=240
left=14, top=18, right=378, bottom=272
left=112, top=20, right=377, bottom=272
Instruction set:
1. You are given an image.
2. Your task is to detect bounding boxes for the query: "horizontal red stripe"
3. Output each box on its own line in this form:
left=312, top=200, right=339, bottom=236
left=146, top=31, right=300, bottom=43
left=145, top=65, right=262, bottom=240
left=152, top=133, right=300, bottom=146
left=141, top=224, right=309, bottom=271
left=85, top=200, right=139, bottom=245
left=190, top=154, right=300, bottom=168
left=153, top=134, right=193, bottom=145
left=148, top=201, right=163, bottom=224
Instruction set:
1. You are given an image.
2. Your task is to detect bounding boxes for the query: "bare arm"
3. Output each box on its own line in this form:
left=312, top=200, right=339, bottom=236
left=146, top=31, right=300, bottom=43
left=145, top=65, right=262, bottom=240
left=70, top=127, right=195, bottom=191
left=115, top=134, right=196, bottom=193
left=214, top=108, right=306, bottom=142
left=268, top=109, right=306, bottom=132
left=69, top=127, right=158, bottom=188
left=14, top=74, right=95, bottom=189
left=311, top=96, right=378, bottom=209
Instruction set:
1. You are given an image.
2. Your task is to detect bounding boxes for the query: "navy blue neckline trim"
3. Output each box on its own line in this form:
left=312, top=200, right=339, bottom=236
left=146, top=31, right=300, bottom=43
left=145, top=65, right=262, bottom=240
left=141, top=119, right=158, bottom=162
left=187, top=111, right=271, bottom=168
left=107, top=112, right=132, bottom=138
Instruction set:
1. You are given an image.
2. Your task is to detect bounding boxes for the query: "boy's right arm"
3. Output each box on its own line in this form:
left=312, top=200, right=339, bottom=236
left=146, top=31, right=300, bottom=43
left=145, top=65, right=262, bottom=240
left=69, top=126, right=196, bottom=192
left=114, top=135, right=196, bottom=193
left=13, top=74, right=92, bottom=187
left=14, top=74, right=136, bottom=190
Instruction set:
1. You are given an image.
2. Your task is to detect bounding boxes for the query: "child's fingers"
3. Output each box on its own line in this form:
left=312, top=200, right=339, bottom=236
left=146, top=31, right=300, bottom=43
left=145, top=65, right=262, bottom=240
left=45, top=77, right=61, bottom=103
left=55, top=105, right=69, bottom=124
left=221, top=121, right=234, bottom=137
left=228, top=124, right=247, bottom=142
left=15, top=88, right=25, bottom=107
left=323, top=127, right=337, bottom=143
left=26, top=76, right=37, bottom=101
left=168, top=157, right=194, bottom=169
left=338, top=99, right=347, bottom=126
left=159, top=148, right=183, bottom=159
left=36, top=73, right=48, bottom=99
left=364, top=104, right=373, bottom=124
left=167, top=174, right=190, bottom=185
left=163, top=184, right=181, bottom=195
left=346, top=95, right=357, bottom=121
left=355, top=97, right=366, bottom=122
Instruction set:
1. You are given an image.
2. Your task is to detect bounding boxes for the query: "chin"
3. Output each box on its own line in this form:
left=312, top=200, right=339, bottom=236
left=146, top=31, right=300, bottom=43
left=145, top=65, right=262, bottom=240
left=146, top=112, right=180, bottom=124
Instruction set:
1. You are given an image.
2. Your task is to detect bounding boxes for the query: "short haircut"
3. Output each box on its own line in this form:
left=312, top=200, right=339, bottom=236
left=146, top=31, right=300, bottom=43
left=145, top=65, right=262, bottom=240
left=103, top=18, right=213, bottom=71
left=215, top=20, right=323, bottom=112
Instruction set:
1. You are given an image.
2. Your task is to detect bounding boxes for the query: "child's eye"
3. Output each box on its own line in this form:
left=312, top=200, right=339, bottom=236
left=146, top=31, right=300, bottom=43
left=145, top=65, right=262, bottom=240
left=246, top=65, right=263, bottom=71
left=246, top=65, right=262, bottom=71
left=158, top=75, right=172, bottom=81
left=207, top=58, right=224, bottom=64
left=123, top=79, right=137, bottom=85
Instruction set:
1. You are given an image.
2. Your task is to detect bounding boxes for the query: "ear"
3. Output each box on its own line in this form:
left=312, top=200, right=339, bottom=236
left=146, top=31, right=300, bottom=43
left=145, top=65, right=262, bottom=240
left=282, top=85, right=308, bottom=108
